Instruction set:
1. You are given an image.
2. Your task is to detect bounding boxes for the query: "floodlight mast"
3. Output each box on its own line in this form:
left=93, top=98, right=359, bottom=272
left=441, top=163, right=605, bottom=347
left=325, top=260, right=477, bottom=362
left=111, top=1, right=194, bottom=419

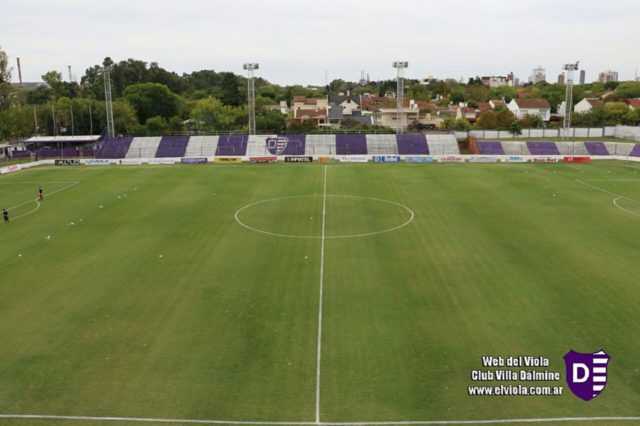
left=393, top=61, right=408, bottom=134
left=103, top=66, right=115, bottom=138
left=562, top=61, right=579, bottom=139
left=243, top=63, right=259, bottom=135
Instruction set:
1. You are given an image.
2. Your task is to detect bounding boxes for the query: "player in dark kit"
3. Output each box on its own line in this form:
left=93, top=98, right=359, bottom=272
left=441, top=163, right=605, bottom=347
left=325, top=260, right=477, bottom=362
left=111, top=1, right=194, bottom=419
left=2, top=209, right=8, bottom=224
left=38, top=186, right=44, bottom=200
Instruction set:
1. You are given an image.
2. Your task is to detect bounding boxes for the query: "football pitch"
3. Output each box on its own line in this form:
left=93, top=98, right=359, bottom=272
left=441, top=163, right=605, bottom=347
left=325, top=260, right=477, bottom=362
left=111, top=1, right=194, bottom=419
left=1, top=162, right=640, bottom=426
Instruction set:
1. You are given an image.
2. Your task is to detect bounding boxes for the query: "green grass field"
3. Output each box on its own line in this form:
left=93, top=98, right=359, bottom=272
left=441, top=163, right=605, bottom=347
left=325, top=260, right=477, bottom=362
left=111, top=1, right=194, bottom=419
left=1, top=162, right=640, bottom=426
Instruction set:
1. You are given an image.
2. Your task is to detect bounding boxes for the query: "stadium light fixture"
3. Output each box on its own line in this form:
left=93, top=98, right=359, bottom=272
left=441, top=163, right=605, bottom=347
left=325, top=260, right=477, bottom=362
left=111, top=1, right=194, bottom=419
left=562, top=61, right=579, bottom=139
left=243, top=63, right=259, bottom=135
left=393, top=61, right=408, bottom=134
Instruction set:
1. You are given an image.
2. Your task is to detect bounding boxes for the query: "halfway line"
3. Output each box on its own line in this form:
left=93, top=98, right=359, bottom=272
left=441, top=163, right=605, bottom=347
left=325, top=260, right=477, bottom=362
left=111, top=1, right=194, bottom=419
left=315, top=165, right=328, bottom=423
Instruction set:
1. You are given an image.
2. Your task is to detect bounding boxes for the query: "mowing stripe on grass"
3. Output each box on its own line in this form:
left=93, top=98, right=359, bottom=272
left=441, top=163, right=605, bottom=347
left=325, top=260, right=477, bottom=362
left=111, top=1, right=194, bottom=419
left=315, top=165, right=328, bottom=423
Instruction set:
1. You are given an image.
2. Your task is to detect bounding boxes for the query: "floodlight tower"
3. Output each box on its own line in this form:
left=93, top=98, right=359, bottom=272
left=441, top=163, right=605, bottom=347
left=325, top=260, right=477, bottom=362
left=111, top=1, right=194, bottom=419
left=103, top=66, right=115, bottom=138
left=393, top=61, right=408, bottom=134
left=243, top=63, right=259, bottom=135
left=562, top=61, right=579, bottom=139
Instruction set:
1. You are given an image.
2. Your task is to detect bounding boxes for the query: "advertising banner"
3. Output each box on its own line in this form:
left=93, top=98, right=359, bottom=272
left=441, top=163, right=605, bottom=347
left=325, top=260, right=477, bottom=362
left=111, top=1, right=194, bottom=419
left=55, top=159, right=80, bottom=166
left=285, top=156, right=313, bottom=163
left=533, top=157, right=559, bottom=163
left=372, top=155, right=401, bottom=163
left=83, top=159, right=111, bottom=166
left=0, top=164, right=21, bottom=174
left=250, top=156, right=277, bottom=163
left=119, top=159, right=142, bottom=165
left=181, top=157, right=208, bottom=164
left=318, top=157, right=331, bottom=163
left=404, top=156, right=434, bottom=163
left=147, top=158, right=176, bottom=165
left=469, top=156, right=499, bottom=163
left=437, top=156, right=465, bottom=163
left=505, top=156, right=527, bottom=163
left=340, top=155, right=368, bottom=163
left=563, top=156, right=591, bottom=163
left=213, top=157, right=242, bottom=163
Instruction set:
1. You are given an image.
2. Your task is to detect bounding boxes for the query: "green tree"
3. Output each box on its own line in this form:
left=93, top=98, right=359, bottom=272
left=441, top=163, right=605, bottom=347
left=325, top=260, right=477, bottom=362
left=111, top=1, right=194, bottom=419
left=453, top=118, right=471, bottom=131
left=496, top=109, right=517, bottom=129
left=144, top=116, right=168, bottom=134
left=475, top=112, right=498, bottom=129
left=488, top=86, right=517, bottom=103
left=123, top=82, right=181, bottom=123
left=256, top=110, right=286, bottom=133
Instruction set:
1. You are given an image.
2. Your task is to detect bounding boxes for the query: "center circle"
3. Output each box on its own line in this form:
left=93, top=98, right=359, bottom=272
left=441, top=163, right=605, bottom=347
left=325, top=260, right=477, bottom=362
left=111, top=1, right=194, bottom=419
left=234, top=195, right=414, bottom=239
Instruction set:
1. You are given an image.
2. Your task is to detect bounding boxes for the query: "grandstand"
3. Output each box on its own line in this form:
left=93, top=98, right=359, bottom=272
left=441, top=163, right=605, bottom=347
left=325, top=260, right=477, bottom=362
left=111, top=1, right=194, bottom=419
left=156, top=136, right=190, bottom=158
left=425, top=134, right=460, bottom=155
left=366, top=135, right=398, bottom=155
left=396, top=134, right=429, bottom=155
left=336, top=134, right=368, bottom=155
left=555, top=142, right=588, bottom=156
left=215, top=135, right=248, bottom=156
left=477, top=141, right=505, bottom=155
left=126, top=137, right=162, bottom=158
left=305, top=134, right=335, bottom=155
left=184, top=136, right=219, bottom=157
left=500, top=141, right=530, bottom=155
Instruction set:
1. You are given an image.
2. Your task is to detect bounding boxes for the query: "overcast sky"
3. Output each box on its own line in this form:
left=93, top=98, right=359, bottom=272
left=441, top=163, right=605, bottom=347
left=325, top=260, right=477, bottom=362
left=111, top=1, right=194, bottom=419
left=2, top=0, right=639, bottom=86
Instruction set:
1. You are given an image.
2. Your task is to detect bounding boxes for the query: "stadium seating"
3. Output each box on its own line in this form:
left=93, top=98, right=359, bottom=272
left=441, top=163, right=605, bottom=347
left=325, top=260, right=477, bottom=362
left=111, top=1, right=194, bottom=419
left=396, top=134, right=429, bottom=155
left=426, top=134, right=460, bottom=155
left=366, top=135, right=398, bottom=155
left=604, top=142, right=635, bottom=156
left=501, top=142, right=530, bottom=155
left=336, top=134, right=367, bottom=155
left=266, top=134, right=306, bottom=155
left=184, top=136, right=219, bottom=157
left=305, top=135, right=335, bottom=155
left=156, top=136, right=189, bottom=158
left=215, top=135, right=248, bottom=156
left=629, top=144, right=640, bottom=157
left=584, top=142, right=610, bottom=156
left=527, top=142, right=560, bottom=155
left=477, top=142, right=505, bottom=155
left=11, top=150, right=31, bottom=158
left=126, top=137, right=162, bottom=158
left=97, top=137, right=133, bottom=159
left=556, top=142, right=588, bottom=155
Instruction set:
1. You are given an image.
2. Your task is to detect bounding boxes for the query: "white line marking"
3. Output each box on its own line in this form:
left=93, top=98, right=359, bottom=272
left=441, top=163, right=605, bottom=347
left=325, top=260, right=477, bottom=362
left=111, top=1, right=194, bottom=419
left=234, top=195, right=414, bottom=239
left=315, top=165, right=327, bottom=423
left=1, top=414, right=639, bottom=425
left=576, top=179, right=640, bottom=217
left=4, top=181, right=80, bottom=222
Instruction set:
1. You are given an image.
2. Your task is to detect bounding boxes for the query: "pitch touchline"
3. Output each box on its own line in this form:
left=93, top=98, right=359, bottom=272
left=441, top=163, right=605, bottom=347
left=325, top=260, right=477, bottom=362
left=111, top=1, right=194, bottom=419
left=1, top=415, right=639, bottom=425
left=315, top=165, right=328, bottom=423
left=575, top=179, right=640, bottom=217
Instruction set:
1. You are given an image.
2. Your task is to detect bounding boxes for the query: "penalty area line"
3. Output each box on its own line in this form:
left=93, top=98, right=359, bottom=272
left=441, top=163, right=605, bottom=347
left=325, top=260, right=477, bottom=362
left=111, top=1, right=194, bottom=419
left=5, top=181, right=80, bottom=221
left=1, top=415, right=640, bottom=425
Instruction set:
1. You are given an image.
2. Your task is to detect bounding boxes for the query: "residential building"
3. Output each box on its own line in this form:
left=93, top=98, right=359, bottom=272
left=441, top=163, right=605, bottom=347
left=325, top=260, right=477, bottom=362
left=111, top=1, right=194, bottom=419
left=598, top=70, right=619, bottom=83
left=574, top=98, right=604, bottom=114
left=489, top=99, right=507, bottom=109
left=508, top=98, right=552, bottom=121
left=529, top=66, right=546, bottom=84
left=481, top=76, right=510, bottom=88
left=291, top=96, right=328, bottom=111
left=579, top=70, right=586, bottom=85
left=557, top=73, right=565, bottom=85
left=627, top=99, right=640, bottom=110
left=294, top=108, right=327, bottom=126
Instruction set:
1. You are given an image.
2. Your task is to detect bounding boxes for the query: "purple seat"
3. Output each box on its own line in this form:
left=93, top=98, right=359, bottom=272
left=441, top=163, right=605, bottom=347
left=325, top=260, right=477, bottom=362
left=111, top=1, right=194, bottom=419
left=584, top=142, right=609, bottom=156
left=11, top=150, right=31, bottom=158
left=156, top=136, right=189, bottom=158
left=97, top=137, right=134, bottom=158
left=397, top=134, right=429, bottom=155
left=478, top=141, right=505, bottom=155
left=265, top=134, right=306, bottom=155
left=527, top=142, right=560, bottom=155
left=336, top=134, right=367, bottom=155
left=629, top=144, right=640, bottom=157
left=36, top=148, right=60, bottom=158
left=216, top=135, right=248, bottom=156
